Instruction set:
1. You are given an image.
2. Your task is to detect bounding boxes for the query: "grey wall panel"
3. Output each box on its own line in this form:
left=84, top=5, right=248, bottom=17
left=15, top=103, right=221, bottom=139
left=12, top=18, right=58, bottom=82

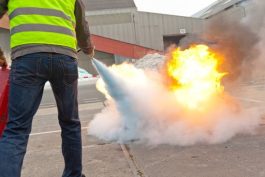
left=135, top=13, right=153, bottom=49
left=0, top=29, right=11, bottom=63
left=90, top=23, right=136, bottom=44
left=134, top=12, right=164, bottom=50
left=86, top=8, right=136, bottom=16
left=190, top=18, right=204, bottom=34
left=87, top=13, right=132, bottom=26
left=161, top=15, right=203, bottom=35
left=133, top=12, right=204, bottom=50
left=194, top=0, right=246, bottom=19
left=84, top=0, right=136, bottom=11
left=87, top=11, right=204, bottom=51
left=210, top=6, right=246, bottom=20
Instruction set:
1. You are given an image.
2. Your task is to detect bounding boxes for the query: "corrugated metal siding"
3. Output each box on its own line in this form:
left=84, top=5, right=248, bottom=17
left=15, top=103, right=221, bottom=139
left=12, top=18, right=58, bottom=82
left=210, top=5, right=246, bottom=20
left=194, top=0, right=247, bottom=19
left=133, top=12, right=163, bottom=50
left=89, top=23, right=136, bottom=44
left=133, top=12, right=204, bottom=50
left=87, top=13, right=132, bottom=26
left=83, top=0, right=136, bottom=11
left=88, top=12, right=204, bottom=51
left=86, top=8, right=136, bottom=16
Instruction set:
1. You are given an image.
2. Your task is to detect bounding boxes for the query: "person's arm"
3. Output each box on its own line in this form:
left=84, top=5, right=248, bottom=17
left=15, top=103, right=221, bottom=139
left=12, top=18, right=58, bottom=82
left=0, top=0, right=8, bottom=19
left=75, top=0, right=94, bottom=57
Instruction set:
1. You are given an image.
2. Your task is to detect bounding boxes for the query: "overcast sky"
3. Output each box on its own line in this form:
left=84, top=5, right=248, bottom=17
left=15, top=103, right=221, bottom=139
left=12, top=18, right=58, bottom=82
left=134, top=0, right=218, bottom=16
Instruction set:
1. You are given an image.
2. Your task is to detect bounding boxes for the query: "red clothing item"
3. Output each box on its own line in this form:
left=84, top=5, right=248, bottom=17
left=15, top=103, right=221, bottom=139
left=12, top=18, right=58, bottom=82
left=0, top=67, right=9, bottom=137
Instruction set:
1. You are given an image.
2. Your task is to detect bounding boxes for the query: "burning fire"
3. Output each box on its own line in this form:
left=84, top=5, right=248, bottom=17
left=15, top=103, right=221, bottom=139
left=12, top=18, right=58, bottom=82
left=166, top=45, right=226, bottom=111
left=91, top=44, right=260, bottom=145
left=96, top=44, right=226, bottom=111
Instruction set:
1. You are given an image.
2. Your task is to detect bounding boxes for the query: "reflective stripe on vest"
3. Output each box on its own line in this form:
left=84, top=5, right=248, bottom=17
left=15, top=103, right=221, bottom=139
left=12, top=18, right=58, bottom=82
left=9, top=8, right=72, bottom=22
left=8, top=0, right=77, bottom=50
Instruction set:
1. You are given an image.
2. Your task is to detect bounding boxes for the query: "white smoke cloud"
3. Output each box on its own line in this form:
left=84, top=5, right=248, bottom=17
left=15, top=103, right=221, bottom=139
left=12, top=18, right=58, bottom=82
left=88, top=60, right=261, bottom=146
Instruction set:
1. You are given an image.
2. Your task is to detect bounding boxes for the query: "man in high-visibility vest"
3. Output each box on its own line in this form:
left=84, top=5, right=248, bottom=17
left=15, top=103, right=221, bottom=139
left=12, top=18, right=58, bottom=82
left=0, top=1, right=94, bottom=177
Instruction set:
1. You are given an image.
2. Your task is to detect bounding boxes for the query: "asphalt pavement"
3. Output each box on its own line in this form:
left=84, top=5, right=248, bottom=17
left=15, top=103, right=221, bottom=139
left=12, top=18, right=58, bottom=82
left=22, top=83, right=265, bottom=177
left=41, top=80, right=105, bottom=108
left=23, top=102, right=133, bottom=177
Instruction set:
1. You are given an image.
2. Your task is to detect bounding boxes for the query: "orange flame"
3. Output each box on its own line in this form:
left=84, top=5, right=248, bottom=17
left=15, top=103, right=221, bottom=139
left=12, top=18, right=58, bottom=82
left=166, top=44, right=226, bottom=111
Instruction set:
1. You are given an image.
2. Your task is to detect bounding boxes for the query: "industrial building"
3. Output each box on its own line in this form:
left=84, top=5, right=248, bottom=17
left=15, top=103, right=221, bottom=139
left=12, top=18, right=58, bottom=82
left=193, top=0, right=249, bottom=19
left=0, top=0, right=205, bottom=73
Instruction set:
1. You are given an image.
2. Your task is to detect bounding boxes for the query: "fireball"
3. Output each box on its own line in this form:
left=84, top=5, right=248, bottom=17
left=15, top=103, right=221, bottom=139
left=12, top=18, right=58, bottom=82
left=166, top=45, right=226, bottom=111
left=96, top=44, right=226, bottom=112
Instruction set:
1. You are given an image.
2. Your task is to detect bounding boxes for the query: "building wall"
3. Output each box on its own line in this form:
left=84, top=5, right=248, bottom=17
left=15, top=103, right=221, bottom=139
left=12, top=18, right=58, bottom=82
left=207, top=5, right=246, bottom=20
left=89, top=21, right=136, bottom=44
left=134, top=12, right=204, bottom=50
left=88, top=10, right=136, bottom=45
left=83, top=0, right=136, bottom=12
left=193, top=0, right=247, bottom=19
left=86, top=8, right=136, bottom=16
left=88, top=11, right=204, bottom=51
left=0, top=29, right=11, bottom=64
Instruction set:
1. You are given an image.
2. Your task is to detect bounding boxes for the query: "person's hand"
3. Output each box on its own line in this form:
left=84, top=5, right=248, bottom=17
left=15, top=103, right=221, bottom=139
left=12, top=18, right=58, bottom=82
left=87, top=46, right=95, bottom=59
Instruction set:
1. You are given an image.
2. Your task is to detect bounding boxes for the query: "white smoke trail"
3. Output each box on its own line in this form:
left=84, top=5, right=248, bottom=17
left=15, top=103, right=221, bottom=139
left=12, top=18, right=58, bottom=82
left=88, top=59, right=261, bottom=146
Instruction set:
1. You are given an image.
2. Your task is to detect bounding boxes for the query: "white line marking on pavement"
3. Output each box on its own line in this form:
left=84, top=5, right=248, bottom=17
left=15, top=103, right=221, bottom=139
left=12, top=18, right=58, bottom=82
left=30, top=127, right=88, bottom=136
left=82, top=145, right=99, bottom=149
left=37, top=102, right=104, bottom=116
left=235, top=97, right=264, bottom=103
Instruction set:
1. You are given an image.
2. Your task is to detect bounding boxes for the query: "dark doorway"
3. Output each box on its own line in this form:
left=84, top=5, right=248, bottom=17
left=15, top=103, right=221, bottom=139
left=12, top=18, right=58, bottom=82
left=163, top=34, right=186, bottom=50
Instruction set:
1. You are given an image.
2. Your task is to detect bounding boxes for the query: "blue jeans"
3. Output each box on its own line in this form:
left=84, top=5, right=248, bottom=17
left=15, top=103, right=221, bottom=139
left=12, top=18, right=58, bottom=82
left=0, top=53, right=82, bottom=177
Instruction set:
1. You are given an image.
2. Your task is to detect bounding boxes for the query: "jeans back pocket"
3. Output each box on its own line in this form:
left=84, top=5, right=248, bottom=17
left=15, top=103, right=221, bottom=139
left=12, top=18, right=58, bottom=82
left=61, top=58, right=78, bottom=86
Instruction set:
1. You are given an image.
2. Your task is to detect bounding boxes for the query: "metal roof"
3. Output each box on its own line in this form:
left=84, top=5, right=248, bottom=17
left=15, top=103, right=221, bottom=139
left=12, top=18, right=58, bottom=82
left=83, top=0, right=136, bottom=11
left=193, top=0, right=247, bottom=18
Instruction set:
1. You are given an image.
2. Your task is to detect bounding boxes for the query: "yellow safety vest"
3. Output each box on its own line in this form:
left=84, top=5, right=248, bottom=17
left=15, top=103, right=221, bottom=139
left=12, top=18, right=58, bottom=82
left=8, top=0, right=77, bottom=50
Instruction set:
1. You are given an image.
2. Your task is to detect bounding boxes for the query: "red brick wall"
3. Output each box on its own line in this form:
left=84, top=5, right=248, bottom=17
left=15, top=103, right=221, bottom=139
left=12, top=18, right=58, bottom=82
left=91, top=35, right=158, bottom=59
